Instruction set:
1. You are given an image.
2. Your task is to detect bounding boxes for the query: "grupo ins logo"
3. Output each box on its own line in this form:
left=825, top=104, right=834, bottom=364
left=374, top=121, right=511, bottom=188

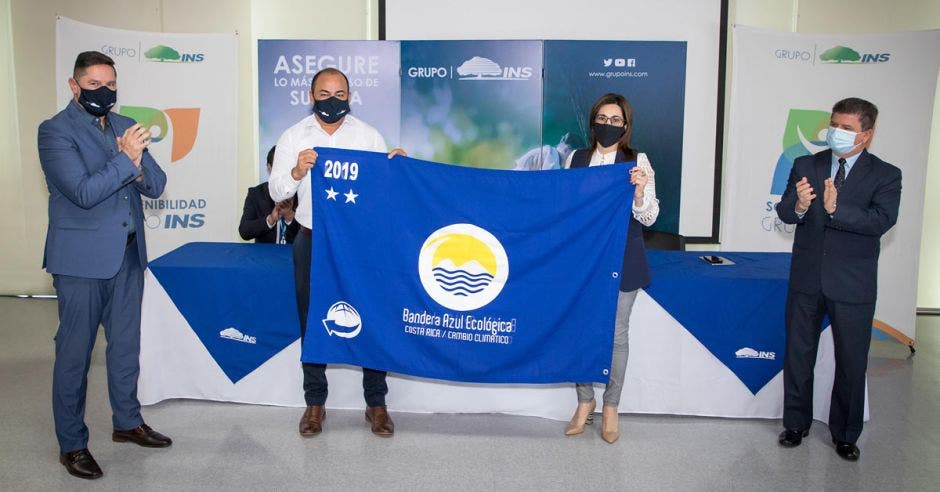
left=219, top=327, right=256, bottom=344
left=144, top=44, right=205, bottom=63
left=735, top=347, right=775, bottom=360
left=418, top=224, right=509, bottom=311
left=457, top=56, right=532, bottom=80
left=406, top=56, right=533, bottom=80
left=819, top=45, right=890, bottom=64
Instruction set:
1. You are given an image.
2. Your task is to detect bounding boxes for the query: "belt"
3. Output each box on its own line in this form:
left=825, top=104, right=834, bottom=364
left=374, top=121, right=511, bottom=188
left=300, top=226, right=312, bottom=236
left=126, top=231, right=137, bottom=246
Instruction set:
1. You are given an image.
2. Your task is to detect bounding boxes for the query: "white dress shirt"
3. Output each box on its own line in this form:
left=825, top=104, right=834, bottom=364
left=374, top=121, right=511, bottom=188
left=268, top=114, right=387, bottom=229
left=565, top=149, right=660, bottom=227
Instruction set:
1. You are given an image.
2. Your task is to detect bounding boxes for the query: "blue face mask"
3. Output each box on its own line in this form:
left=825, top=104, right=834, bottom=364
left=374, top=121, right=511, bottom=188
left=826, top=126, right=860, bottom=156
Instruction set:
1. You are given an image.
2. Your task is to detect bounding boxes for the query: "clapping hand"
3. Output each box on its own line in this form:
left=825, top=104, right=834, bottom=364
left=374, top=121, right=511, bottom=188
left=277, top=198, right=295, bottom=222
left=795, top=177, right=815, bottom=213
left=117, top=123, right=150, bottom=166
left=823, top=178, right=838, bottom=215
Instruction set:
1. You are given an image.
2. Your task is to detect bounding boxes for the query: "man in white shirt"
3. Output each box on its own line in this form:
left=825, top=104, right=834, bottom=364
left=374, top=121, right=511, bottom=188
left=269, top=68, right=405, bottom=438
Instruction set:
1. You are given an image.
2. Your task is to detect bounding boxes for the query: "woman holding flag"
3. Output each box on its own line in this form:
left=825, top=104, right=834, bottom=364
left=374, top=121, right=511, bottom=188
left=563, top=93, right=659, bottom=443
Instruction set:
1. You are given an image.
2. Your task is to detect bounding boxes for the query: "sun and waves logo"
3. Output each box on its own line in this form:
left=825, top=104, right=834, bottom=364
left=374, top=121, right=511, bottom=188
left=117, top=106, right=200, bottom=163
left=769, top=109, right=831, bottom=195
left=418, top=224, right=509, bottom=311
left=322, top=301, right=362, bottom=339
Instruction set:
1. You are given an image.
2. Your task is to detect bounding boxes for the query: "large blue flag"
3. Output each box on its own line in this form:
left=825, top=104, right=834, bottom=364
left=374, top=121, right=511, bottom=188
left=302, top=148, right=633, bottom=383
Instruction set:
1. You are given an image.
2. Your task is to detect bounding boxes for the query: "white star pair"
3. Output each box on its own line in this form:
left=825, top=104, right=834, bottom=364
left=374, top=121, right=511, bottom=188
left=325, top=187, right=358, bottom=204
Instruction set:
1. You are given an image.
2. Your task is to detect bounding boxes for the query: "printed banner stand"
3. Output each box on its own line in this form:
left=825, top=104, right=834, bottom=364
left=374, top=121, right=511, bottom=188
left=56, top=17, right=239, bottom=259
left=722, top=26, right=940, bottom=341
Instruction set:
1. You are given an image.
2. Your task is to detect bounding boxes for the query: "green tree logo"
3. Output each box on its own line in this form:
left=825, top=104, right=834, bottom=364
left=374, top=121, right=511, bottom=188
left=819, top=45, right=861, bottom=63
left=144, top=45, right=181, bottom=62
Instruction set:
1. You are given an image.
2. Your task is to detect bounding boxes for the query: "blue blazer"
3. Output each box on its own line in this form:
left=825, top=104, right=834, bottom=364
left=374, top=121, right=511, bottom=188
left=38, top=101, right=167, bottom=279
left=776, top=149, right=901, bottom=304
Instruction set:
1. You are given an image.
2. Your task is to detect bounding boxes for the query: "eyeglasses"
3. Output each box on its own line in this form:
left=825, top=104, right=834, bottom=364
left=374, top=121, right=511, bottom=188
left=595, top=114, right=625, bottom=127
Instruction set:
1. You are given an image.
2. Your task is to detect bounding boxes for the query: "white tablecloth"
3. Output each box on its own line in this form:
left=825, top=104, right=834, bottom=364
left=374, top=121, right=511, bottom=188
left=139, top=271, right=866, bottom=422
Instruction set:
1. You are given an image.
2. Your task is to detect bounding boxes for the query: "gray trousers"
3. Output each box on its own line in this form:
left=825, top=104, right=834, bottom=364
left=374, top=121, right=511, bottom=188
left=576, top=289, right=638, bottom=406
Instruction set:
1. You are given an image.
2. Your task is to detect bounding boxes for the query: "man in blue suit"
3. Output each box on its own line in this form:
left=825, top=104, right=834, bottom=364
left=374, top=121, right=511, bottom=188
left=39, top=51, right=172, bottom=480
left=775, top=97, right=902, bottom=461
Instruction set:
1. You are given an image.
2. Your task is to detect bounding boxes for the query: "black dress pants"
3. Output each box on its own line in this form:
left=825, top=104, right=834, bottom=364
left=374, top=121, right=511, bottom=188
left=782, top=289, right=874, bottom=443
left=292, top=230, right=388, bottom=407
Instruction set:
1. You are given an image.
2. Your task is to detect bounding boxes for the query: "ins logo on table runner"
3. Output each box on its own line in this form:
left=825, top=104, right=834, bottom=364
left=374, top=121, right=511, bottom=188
left=219, top=327, right=256, bottom=344
left=735, top=347, right=776, bottom=360
left=418, top=224, right=509, bottom=311
left=322, top=301, right=363, bottom=339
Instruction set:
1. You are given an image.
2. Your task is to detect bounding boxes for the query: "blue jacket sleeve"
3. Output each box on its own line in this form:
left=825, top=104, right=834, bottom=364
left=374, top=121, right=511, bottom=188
left=38, top=119, right=140, bottom=209
left=133, top=149, right=167, bottom=198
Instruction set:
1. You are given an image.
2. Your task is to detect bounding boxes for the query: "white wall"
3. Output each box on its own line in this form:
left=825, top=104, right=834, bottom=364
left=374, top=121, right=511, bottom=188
left=0, top=0, right=31, bottom=291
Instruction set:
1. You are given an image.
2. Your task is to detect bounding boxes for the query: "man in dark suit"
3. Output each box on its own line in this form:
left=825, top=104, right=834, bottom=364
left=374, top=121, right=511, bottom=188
left=238, top=145, right=298, bottom=244
left=775, top=97, right=902, bottom=461
left=38, top=51, right=172, bottom=480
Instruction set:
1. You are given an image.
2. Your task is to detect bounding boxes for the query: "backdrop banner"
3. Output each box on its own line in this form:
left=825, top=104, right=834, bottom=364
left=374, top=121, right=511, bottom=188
left=543, top=40, right=687, bottom=233
left=55, top=16, right=239, bottom=259
left=256, top=40, right=687, bottom=221
left=257, top=40, right=401, bottom=180
left=400, top=40, right=543, bottom=170
left=722, top=26, right=940, bottom=339
left=302, top=148, right=634, bottom=383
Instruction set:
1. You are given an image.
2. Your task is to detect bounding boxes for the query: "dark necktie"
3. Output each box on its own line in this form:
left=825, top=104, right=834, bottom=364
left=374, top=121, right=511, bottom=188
left=834, top=158, right=846, bottom=190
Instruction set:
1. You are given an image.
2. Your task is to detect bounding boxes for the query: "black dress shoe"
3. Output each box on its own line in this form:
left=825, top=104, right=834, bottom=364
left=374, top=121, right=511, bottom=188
left=112, top=423, right=172, bottom=447
left=59, top=448, right=103, bottom=480
left=778, top=429, right=809, bottom=447
left=833, top=439, right=860, bottom=461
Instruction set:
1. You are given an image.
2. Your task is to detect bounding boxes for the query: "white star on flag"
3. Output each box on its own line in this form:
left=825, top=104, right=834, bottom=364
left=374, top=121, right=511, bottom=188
left=325, top=187, right=338, bottom=200
left=344, top=189, right=359, bottom=204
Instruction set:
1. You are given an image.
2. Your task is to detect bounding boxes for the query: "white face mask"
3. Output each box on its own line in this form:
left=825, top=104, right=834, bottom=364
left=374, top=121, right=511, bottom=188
left=826, top=126, right=861, bottom=156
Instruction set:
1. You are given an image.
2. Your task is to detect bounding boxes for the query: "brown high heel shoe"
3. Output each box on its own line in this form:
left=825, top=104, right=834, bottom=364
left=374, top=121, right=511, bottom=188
left=601, top=405, right=620, bottom=444
left=564, top=400, right=596, bottom=436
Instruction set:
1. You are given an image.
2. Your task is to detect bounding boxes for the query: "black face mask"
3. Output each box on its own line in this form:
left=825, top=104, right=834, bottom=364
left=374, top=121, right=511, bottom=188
left=592, top=123, right=626, bottom=148
left=313, top=96, right=350, bottom=124
left=78, top=86, right=117, bottom=117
